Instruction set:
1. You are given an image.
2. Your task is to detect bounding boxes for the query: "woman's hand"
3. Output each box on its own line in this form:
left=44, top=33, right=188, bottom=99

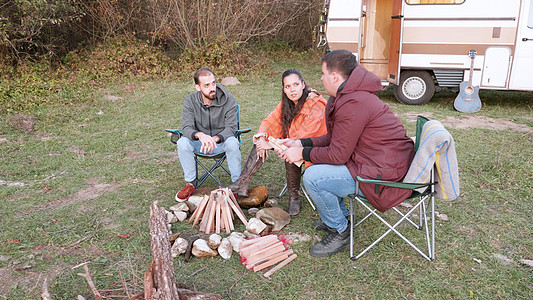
left=255, top=138, right=272, bottom=162
left=256, top=138, right=272, bottom=151
left=257, top=148, right=268, bottom=162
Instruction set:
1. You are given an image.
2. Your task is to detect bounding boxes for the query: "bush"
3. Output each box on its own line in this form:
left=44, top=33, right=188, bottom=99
left=0, top=60, right=64, bottom=113
left=177, top=36, right=269, bottom=78
left=0, top=0, right=84, bottom=61
left=62, top=36, right=181, bottom=82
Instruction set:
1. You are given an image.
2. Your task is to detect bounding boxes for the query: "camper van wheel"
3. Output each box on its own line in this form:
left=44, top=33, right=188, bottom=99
left=394, top=71, right=435, bottom=105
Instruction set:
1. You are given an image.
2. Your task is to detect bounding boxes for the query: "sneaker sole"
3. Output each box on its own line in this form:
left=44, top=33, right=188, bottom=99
left=175, top=194, right=188, bottom=202
left=175, top=188, right=195, bottom=202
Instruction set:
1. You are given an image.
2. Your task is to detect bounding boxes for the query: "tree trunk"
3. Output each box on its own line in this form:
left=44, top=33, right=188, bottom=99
left=147, top=201, right=181, bottom=299
left=146, top=201, right=222, bottom=300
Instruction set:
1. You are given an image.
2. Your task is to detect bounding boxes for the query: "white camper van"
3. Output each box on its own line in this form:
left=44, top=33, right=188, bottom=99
left=321, top=0, right=533, bottom=104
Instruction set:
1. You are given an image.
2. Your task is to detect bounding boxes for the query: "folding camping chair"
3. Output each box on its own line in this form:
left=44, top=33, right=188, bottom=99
left=348, top=115, right=438, bottom=261
left=165, top=104, right=251, bottom=188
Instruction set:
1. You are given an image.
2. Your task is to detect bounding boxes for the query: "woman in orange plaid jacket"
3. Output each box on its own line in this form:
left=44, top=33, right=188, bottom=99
left=229, top=68, right=327, bottom=216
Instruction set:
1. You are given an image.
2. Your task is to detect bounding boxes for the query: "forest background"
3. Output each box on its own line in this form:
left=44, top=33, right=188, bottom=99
left=1, top=0, right=324, bottom=113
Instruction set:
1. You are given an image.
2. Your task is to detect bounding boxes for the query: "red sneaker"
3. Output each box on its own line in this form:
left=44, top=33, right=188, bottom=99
left=176, top=183, right=195, bottom=202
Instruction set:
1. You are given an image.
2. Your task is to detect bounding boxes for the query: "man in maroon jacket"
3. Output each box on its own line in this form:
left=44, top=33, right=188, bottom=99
left=277, top=49, right=415, bottom=257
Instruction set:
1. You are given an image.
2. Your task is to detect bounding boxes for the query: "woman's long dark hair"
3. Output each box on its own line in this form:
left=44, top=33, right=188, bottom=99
left=281, top=69, right=309, bottom=138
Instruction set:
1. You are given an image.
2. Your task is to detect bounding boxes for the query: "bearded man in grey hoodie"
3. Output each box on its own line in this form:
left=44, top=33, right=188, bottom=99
left=175, top=67, right=241, bottom=200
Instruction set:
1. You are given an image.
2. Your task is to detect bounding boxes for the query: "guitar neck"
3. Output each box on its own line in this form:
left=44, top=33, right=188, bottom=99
left=467, top=55, right=475, bottom=88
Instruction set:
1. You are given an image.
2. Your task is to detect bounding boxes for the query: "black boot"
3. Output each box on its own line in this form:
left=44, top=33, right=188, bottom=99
left=228, top=144, right=264, bottom=197
left=312, top=216, right=349, bottom=232
left=309, top=222, right=351, bottom=257
left=285, top=162, right=302, bottom=217
left=312, top=219, right=335, bottom=232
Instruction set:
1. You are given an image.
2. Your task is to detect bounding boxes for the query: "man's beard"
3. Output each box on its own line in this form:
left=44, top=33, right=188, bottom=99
left=203, top=90, right=216, bottom=100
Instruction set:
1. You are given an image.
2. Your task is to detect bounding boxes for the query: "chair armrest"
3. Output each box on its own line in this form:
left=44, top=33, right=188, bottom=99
left=165, top=129, right=182, bottom=144
left=235, top=128, right=252, bottom=138
left=355, top=176, right=434, bottom=190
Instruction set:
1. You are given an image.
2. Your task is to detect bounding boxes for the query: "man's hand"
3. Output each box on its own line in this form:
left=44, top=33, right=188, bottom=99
left=275, top=146, right=303, bottom=164
left=196, top=132, right=218, bottom=153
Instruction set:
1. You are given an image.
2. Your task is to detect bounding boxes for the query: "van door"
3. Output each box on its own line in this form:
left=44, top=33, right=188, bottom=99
left=325, top=0, right=362, bottom=55
left=481, top=47, right=511, bottom=88
left=359, top=0, right=393, bottom=80
left=387, top=0, right=404, bottom=85
left=509, top=0, right=533, bottom=90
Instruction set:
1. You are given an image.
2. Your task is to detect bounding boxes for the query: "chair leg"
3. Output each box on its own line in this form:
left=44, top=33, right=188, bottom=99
left=422, top=199, right=432, bottom=259
left=277, top=184, right=288, bottom=198
left=353, top=198, right=433, bottom=261
left=300, top=185, right=316, bottom=211
left=195, top=156, right=226, bottom=187
left=392, top=206, right=420, bottom=229
left=349, top=194, right=355, bottom=260
left=277, top=182, right=316, bottom=211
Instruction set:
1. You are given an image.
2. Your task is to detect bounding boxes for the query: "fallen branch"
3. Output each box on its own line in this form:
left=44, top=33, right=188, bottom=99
left=41, top=278, right=52, bottom=300
left=189, top=267, right=207, bottom=277
left=75, top=263, right=103, bottom=300
left=228, top=270, right=249, bottom=292
left=70, top=221, right=100, bottom=247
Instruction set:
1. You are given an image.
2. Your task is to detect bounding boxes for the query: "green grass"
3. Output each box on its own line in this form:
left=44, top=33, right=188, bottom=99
left=1, top=61, right=532, bottom=299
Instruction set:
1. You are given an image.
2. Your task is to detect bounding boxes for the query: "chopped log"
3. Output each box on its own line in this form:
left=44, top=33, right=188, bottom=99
left=199, top=196, right=214, bottom=233
left=226, top=189, right=248, bottom=225
left=244, top=243, right=285, bottom=268
left=184, top=236, right=200, bottom=263
left=240, top=236, right=279, bottom=257
left=220, top=197, right=229, bottom=233
left=263, top=254, right=298, bottom=278
left=215, top=197, right=221, bottom=234
left=240, top=234, right=277, bottom=248
left=143, top=264, right=154, bottom=300
left=253, top=251, right=292, bottom=272
left=191, top=195, right=209, bottom=227
left=148, top=201, right=180, bottom=299
left=206, top=193, right=217, bottom=233
left=223, top=196, right=234, bottom=231
left=225, top=195, right=248, bottom=227
left=190, top=188, right=247, bottom=234
left=252, top=249, right=294, bottom=272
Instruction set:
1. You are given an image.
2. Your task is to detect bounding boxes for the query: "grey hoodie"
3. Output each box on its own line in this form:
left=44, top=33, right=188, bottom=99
left=181, top=83, right=238, bottom=142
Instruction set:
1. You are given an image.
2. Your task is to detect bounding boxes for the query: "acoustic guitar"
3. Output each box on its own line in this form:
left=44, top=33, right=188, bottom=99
left=454, top=50, right=481, bottom=113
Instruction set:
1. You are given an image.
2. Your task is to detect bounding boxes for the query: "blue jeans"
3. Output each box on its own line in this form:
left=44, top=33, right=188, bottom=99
left=177, top=136, right=241, bottom=183
left=303, top=164, right=362, bottom=234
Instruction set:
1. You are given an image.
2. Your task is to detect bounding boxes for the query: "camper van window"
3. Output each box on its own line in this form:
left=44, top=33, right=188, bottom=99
left=406, top=0, right=465, bottom=4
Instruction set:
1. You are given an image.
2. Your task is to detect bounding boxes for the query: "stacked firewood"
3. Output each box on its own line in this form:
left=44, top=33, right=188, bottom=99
left=189, top=188, right=248, bottom=234
left=239, top=235, right=298, bottom=278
